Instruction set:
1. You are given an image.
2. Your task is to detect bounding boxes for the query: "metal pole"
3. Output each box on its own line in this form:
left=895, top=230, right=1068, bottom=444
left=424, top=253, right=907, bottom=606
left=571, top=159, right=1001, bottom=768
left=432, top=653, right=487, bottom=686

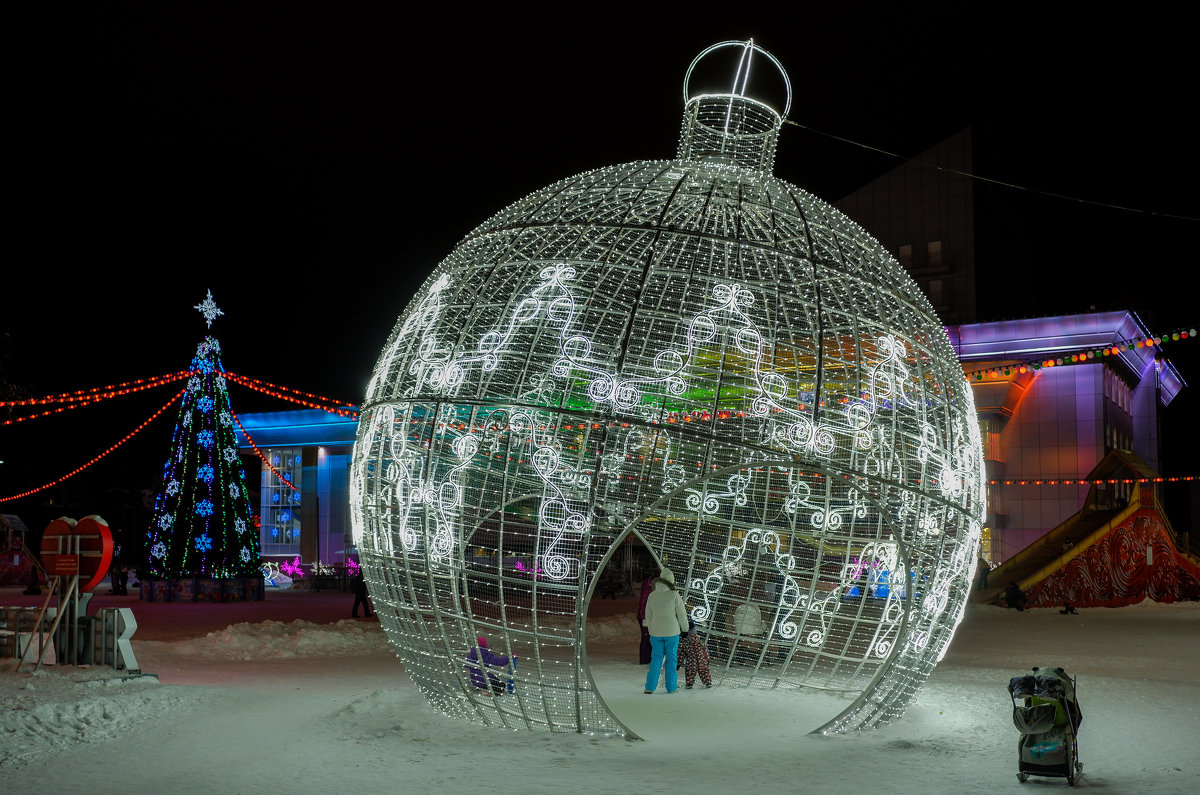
left=34, top=575, right=78, bottom=672
left=16, top=575, right=59, bottom=670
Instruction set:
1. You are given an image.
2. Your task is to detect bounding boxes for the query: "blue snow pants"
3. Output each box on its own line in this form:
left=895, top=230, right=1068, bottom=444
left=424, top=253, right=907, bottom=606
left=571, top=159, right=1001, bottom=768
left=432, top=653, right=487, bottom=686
left=645, top=634, right=681, bottom=692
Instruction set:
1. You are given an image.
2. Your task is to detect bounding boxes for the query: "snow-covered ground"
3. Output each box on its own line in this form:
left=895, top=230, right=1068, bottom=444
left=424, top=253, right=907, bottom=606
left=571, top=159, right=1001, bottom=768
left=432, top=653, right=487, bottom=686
left=3, top=599, right=1198, bottom=793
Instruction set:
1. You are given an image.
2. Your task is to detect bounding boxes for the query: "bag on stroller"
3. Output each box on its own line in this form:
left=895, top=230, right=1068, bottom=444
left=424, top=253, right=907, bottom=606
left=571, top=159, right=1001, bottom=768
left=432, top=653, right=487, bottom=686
left=1008, top=664, right=1083, bottom=785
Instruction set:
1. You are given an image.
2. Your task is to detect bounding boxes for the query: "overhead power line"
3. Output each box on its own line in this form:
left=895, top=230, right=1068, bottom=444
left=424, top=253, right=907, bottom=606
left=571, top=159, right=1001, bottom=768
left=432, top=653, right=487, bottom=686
left=786, top=120, right=1199, bottom=223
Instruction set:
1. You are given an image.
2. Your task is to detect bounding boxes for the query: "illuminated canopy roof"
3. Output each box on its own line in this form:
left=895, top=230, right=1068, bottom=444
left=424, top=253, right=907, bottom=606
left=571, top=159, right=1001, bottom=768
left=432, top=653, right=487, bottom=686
left=949, top=311, right=1184, bottom=405
left=236, top=409, right=359, bottom=449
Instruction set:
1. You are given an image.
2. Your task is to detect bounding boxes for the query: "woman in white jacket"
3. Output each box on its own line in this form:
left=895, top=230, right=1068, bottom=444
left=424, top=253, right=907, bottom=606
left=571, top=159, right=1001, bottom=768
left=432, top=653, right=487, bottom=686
left=641, top=567, right=690, bottom=694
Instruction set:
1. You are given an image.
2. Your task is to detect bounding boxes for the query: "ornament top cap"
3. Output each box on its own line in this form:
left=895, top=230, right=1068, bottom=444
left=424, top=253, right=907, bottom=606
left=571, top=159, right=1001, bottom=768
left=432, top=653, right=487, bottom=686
left=682, top=39, right=791, bottom=120
left=676, top=40, right=791, bottom=172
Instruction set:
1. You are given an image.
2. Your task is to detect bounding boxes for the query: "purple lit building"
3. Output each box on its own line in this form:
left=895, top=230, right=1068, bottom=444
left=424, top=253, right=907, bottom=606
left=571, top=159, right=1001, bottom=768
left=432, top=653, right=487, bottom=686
left=835, top=129, right=1189, bottom=564
left=950, top=311, right=1183, bottom=561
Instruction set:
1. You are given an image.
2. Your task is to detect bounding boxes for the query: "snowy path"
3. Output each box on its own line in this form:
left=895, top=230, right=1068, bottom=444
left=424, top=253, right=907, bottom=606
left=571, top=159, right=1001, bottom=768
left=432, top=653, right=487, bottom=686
left=3, top=603, right=1198, bottom=793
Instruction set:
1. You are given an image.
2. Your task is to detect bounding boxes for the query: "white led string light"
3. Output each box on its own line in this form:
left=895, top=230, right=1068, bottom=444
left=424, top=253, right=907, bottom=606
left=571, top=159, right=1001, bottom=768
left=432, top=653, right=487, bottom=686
left=351, top=40, right=986, bottom=738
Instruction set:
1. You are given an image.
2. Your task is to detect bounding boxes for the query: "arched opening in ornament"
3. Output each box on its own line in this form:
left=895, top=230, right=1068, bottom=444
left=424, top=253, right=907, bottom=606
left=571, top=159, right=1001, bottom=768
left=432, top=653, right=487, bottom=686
left=581, top=462, right=921, bottom=737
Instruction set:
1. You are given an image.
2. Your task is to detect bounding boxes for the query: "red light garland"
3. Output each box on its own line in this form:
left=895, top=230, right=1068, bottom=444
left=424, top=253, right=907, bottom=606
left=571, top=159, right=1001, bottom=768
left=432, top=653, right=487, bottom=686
left=0, top=388, right=186, bottom=503
left=1, top=371, right=194, bottom=425
left=8, top=363, right=1196, bottom=500
left=0, top=371, right=194, bottom=408
left=988, top=475, right=1199, bottom=486
left=2, top=369, right=359, bottom=499
left=233, top=411, right=300, bottom=492
left=222, top=372, right=359, bottom=418
left=967, top=325, right=1196, bottom=381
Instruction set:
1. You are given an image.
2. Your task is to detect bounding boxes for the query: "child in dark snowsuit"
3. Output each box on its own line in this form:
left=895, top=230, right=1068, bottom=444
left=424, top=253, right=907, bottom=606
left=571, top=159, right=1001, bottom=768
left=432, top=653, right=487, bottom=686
left=679, top=618, right=712, bottom=689
left=1004, top=582, right=1028, bottom=612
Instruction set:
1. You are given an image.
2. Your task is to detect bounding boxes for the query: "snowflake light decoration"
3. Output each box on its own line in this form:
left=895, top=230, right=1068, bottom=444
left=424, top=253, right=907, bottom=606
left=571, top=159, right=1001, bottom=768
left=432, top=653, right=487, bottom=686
left=194, top=289, right=224, bottom=328
left=351, top=41, right=985, bottom=738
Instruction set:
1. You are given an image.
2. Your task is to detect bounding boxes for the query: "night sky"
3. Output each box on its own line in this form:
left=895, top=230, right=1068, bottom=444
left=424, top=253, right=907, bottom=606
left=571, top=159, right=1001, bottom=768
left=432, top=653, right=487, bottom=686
left=3, top=6, right=1196, bottom=524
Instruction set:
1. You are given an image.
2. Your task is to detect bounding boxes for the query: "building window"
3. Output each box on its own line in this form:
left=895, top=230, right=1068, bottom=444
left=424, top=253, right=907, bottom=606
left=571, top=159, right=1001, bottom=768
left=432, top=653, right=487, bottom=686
left=928, top=278, right=944, bottom=305
left=261, top=447, right=303, bottom=556
left=927, top=240, right=942, bottom=267
left=898, top=244, right=912, bottom=267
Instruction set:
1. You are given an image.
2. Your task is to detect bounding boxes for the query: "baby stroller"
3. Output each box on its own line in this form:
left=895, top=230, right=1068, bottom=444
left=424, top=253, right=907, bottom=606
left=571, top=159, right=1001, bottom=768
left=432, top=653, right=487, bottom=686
left=1008, top=665, right=1084, bottom=785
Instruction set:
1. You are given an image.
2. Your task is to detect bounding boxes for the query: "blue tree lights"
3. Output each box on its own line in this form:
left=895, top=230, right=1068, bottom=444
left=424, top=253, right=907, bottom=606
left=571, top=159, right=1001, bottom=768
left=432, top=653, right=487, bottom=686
left=146, top=296, right=261, bottom=582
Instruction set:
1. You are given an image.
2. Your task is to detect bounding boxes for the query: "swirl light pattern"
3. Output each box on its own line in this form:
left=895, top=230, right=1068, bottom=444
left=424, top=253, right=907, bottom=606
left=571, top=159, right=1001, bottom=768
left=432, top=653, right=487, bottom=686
left=351, top=41, right=985, bottom=737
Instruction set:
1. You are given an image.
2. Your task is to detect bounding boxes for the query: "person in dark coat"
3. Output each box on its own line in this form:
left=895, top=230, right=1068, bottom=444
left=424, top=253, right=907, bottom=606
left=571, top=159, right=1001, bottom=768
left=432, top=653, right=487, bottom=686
left=976, top=557, right=990, bottom=591
left=597, top=568, right=622, bottom=599
left=1004, top=581, right=1028, bottom=612
left=23, top=564, right=43, bottom=595
left=465, top=636, right=511, bottom=695
left=637, top=572, right=656, bottom=664
left=350, top=570, right=373, bottom=617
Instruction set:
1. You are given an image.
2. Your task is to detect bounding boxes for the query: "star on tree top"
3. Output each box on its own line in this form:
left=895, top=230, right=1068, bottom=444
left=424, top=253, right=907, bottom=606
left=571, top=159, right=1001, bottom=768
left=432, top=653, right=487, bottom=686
left=194, top=289, right=224, bottom=328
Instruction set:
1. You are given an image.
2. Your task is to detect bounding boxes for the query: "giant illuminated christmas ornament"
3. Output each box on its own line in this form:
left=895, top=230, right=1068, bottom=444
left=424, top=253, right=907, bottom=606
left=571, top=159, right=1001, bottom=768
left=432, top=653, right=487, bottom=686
left=351, top=41, right=986, bottom=737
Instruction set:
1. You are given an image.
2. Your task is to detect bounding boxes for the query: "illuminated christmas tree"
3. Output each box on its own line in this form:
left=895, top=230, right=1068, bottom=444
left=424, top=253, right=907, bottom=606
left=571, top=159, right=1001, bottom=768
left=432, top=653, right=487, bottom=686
left=146, top=291, right=262, bottom=580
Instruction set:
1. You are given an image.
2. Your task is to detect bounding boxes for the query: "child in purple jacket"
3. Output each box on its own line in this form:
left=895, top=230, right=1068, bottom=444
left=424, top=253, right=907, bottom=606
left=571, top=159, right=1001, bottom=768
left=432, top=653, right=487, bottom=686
left=465, top=636, right=511, bottom=695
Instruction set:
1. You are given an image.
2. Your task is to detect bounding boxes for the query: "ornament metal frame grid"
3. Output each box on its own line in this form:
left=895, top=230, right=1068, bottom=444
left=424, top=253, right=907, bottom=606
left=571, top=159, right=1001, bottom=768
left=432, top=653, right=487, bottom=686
left=351, top=41, right=986, bottom=738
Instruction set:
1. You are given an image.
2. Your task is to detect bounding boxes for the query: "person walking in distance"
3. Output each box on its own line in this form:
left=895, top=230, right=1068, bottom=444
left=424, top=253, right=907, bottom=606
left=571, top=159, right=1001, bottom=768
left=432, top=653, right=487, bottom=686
left=350, top=569, right=373, bottom=618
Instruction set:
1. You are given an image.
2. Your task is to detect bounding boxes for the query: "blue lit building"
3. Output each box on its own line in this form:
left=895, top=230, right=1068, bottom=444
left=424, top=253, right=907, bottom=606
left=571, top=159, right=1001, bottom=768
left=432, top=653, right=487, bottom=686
left=234, top=409, right=357, bottom=566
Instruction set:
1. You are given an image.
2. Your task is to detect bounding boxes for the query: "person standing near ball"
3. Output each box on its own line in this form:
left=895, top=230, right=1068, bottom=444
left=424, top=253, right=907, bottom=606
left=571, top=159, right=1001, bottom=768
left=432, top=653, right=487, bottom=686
left=636, top=572, right=655, bottom=664
left=641, top=567, right=689, bottom=694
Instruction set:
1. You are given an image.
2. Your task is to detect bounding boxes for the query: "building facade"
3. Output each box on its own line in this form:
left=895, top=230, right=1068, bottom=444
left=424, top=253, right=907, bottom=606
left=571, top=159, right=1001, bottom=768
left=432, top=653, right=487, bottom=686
left=234, top=409, right=357, bottom=568
left=951, top=312, right=1183, bottom=561
left=235, top=311, right=1183, bottom=572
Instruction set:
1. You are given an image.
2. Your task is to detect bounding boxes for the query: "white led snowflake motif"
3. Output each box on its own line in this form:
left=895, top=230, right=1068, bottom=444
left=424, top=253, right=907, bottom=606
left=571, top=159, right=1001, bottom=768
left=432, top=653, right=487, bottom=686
left=350, top=41, right=985, bottom=739
left=194, top=289, right=224, bottom=328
